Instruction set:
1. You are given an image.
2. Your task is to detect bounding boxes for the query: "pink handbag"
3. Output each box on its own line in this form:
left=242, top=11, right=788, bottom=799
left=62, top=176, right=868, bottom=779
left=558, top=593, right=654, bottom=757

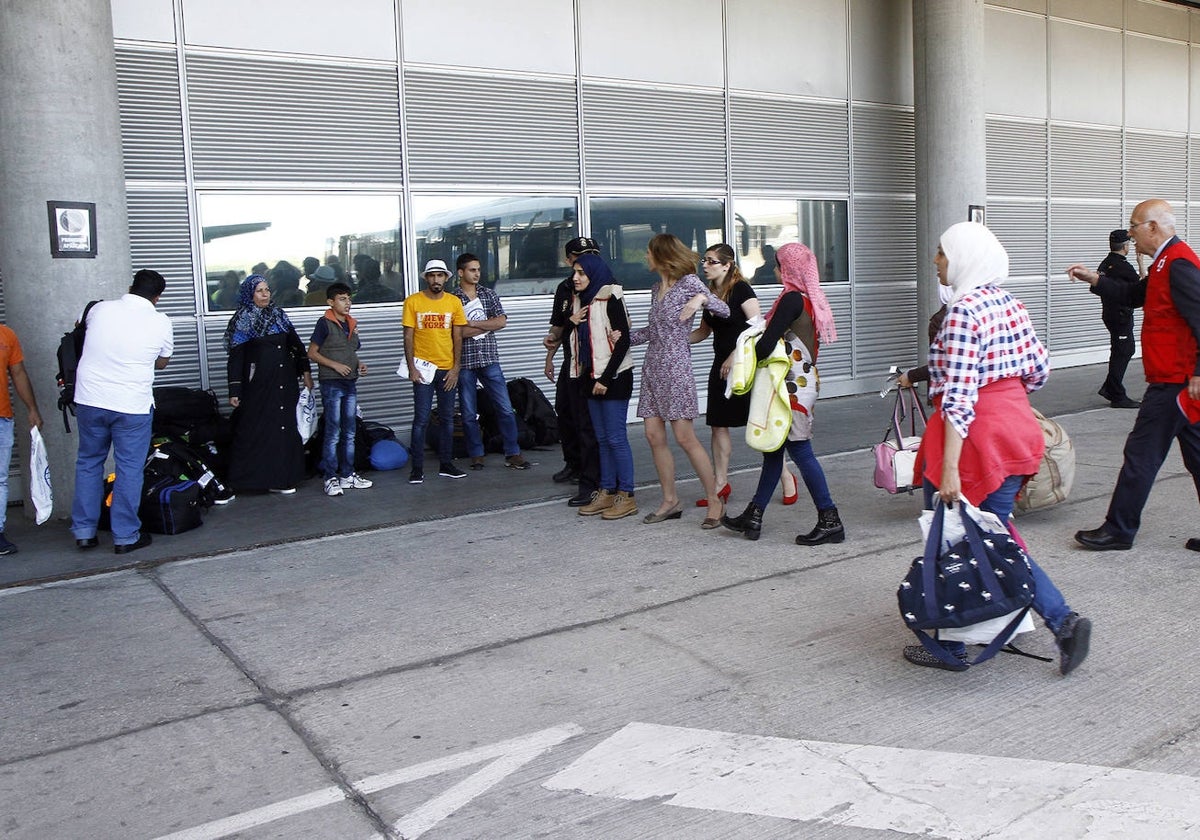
left=873, top=387, right=927, bottom=494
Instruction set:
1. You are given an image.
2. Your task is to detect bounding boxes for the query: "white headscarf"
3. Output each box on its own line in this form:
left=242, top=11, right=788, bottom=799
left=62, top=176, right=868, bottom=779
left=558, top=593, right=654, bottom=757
left=939, top=221, right=1009, bottom=305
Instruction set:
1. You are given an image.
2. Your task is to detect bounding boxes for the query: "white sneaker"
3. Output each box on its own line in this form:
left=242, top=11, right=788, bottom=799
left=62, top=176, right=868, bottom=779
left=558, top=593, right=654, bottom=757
left=339, top=473, right=373, bottom=490
left=323, top=477, right=344, bottom=497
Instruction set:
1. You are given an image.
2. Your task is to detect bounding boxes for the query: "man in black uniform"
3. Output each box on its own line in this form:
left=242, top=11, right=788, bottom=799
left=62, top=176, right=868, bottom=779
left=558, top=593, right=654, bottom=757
left=1095, top=228, right=1141, bottom=408
left=544, top=237, right=601, bottom=506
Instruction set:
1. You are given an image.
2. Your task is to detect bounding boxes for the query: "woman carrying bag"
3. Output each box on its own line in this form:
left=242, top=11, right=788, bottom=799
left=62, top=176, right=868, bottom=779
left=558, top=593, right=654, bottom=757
left=905, top=221, right=1091, bottom=675
left=721, top=243, right=843, bottom=544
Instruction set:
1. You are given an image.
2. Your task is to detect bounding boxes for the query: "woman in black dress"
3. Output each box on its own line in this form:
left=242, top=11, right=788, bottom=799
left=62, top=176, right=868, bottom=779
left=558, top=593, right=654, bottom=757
left=224, top=274, right=313, bottom=494
left=690, top=244, right=796, bottom=508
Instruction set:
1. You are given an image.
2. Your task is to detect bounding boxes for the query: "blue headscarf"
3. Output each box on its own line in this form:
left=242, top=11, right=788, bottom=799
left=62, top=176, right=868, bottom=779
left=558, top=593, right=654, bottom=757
left=224, top=274, right=297, bottom=351
left=572, top=254, right=618, bottom=371
left=573, top=254, right=615, bottom=305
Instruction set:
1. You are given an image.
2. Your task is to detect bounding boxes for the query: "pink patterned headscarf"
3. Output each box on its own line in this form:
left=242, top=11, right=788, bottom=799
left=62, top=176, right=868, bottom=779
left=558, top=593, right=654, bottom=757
left=768, top=242, right=838, bottom=344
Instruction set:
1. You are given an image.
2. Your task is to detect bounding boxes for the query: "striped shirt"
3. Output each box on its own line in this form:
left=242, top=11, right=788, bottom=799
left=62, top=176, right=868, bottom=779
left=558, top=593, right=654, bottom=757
left=928, top=284, right=1049, bottom=438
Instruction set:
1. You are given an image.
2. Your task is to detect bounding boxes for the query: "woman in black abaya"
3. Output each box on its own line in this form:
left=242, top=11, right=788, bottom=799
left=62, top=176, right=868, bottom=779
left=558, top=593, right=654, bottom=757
left=225, top=274, right=313, bottom=493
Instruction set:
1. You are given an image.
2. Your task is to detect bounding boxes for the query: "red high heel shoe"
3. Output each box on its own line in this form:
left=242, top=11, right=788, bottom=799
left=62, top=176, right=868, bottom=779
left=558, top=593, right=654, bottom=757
left=782, top=471, right=798, bottom=506
left=697, top=482, right=732, bottom=507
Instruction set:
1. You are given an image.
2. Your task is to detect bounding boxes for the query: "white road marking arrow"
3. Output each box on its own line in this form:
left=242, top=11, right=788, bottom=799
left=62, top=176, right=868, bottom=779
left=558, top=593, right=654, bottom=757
left=544, top=722, right=1200, bottom=838
left=154, top=723, right=582, bottom=840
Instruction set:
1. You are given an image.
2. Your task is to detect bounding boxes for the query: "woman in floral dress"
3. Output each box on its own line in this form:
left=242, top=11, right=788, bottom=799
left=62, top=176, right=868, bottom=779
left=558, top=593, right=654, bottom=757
left=629, top=234, right=730, bottom=526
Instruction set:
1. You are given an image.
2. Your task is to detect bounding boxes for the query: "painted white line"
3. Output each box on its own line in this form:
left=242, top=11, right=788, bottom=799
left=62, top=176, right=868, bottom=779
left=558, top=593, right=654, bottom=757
left=356, top=723, right=583, bottom=794
left=152, top=788, right=347, bottom=840
left=544, top=722, right=1200, bottom=839
left=392, top=743, right=565, bottom=839
left=152, top=724, right=582, bottom=840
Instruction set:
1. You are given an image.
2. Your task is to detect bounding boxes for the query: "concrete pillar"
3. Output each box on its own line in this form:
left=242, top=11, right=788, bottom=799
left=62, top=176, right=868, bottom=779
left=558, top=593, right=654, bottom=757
left=0, top=0, right=131, bottom=524
left=912, top=0, right=987, bottom=356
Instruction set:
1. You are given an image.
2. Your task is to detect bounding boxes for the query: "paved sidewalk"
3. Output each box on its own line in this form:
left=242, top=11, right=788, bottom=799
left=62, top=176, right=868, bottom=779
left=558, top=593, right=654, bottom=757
left=0, top=360, right=1143, bottom=588
left=6, top=356, right=1200, bottom=839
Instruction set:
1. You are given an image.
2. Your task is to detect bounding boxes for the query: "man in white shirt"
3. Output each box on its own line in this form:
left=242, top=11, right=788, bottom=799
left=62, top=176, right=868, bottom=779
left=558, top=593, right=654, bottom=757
left=71, top=269, right=174, bottom=554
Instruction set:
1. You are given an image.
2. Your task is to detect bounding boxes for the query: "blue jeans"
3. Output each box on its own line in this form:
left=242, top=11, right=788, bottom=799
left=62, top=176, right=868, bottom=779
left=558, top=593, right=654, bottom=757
left=320, top=379, right=358, bottom=479
left=0, top=418, right=11, bottom=532
left=72, top=404, right=153, bottom=546
left=752, top=439, right=834, bottom=511
left=922, top=476, right=1072, bottom=647
left=459, top=363, right=520, bottom=457
left=587, top=398, right=634, bottom=493
left=410, top=370, right=456, bottom=468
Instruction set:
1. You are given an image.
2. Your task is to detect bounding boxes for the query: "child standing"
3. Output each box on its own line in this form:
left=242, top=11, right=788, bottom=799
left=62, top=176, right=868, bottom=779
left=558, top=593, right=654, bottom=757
left=308, top=282, right=372, bottom=496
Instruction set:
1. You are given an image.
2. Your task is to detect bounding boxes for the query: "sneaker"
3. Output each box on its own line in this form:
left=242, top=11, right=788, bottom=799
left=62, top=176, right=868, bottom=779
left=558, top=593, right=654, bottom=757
left=269, top=487, right=297, bottom=495
left=1055, top=612, right=1092, bottom=676
left=439, top=462, right=467, bottom=479
left=212, top=491, right=236, bottom=505
left=324, top=477, right=344, bottom=497
left=339, top=473, right=373, bottom=490
left=505, top=454, right=534, bottom=470
left=902, top=644, right=969, bottom=672
left=0, top=532, right=17, bottom=556
left=409, top=468, right=424, bottom=485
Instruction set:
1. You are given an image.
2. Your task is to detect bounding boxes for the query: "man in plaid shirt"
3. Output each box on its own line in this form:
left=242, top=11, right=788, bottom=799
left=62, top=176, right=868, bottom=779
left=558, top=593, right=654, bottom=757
left=454, top=253, right=533, bottom=470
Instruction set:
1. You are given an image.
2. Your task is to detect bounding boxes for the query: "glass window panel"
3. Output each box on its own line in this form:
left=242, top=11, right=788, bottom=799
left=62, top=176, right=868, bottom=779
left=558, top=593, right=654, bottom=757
left=734, top=199, right=849, bottom=284
left=198, top=193, right=403, bottom=312
left=412, top=195, right=579, bottom=297
left=588, top=198, right=726, bottom=291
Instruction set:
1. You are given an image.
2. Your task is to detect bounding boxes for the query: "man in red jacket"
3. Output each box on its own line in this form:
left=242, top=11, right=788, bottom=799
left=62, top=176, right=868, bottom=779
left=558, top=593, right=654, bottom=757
left=1065, top=198, right=1200, bottom=551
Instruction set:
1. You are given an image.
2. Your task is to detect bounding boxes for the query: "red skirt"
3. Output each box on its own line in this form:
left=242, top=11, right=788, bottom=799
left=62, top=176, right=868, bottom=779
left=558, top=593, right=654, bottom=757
left=914, top=378, right=1045, bottom=506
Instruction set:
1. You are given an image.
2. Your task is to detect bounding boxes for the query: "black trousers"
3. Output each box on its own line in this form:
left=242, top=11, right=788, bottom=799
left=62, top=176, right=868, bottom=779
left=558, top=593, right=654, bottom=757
left=1104, top=382, right=1200, bottom=541
left=555, top=365, right=599, bottom=493
left=1100, top=315, right=1135, bottom=401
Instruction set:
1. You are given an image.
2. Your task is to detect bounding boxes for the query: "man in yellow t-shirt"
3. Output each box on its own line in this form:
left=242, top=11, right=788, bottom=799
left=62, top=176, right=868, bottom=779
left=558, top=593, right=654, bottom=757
left=402, top=259, right=467, bottom=484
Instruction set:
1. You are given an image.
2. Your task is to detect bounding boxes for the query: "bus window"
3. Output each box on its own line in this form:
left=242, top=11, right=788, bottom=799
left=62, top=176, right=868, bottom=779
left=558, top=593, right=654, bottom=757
left=734, top=198, right=849, bottom=285
left=588, top=198, right=726, bottom=291
left=411, top=195, right=579, bottom=296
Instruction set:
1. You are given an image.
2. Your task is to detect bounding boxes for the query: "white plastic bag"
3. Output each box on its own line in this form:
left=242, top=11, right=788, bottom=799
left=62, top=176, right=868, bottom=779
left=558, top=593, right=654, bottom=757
left=918, top=501, right=1034, bottom=645
left=29, top=427, right=52, bottom=525
left=296, top=387, right=318, bottom=443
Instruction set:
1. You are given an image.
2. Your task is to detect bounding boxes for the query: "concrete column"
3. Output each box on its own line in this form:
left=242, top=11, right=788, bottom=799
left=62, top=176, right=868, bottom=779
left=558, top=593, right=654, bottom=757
left=912, top=0, right=987, bottom=356
left=0, top=0, right=131, bottom=523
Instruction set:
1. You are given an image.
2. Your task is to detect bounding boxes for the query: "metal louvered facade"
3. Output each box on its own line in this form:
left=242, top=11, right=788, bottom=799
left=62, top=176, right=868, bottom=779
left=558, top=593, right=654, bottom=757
left=988, top=120, right=1047, bottom=197
left=584, top=84, right=727, bottom=190
left=93, top=0, right=1200, bottom=438
left=115, top=47, right=186, bottom=181
left=852, top=106, right=914, bottom=196
left=186, top=53, right=403, bottom=184
left=1049, top=124, right=1122, bottom=200
left=730, top=95, right=849, bottom=193
left=405, top=71, right=579, bottom=186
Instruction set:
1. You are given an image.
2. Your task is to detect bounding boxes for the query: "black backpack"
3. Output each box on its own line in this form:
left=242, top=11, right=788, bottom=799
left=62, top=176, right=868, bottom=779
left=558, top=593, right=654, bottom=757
left=507, top=377, right=559, bottom=447
left=55, top=300, right=101, bottom=432
left=152, top=386, right=228, bottom=446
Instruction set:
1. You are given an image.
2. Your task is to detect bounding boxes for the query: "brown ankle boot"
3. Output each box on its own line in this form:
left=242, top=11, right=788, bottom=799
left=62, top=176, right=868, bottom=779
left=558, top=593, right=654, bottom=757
left=601, top=491, right=638, bottom=520
left=579, top=489, right=614, bottom=516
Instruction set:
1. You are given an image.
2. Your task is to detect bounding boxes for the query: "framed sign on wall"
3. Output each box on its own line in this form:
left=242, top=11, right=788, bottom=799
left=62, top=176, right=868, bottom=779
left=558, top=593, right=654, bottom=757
left=48, top=200, right=97, bottom=258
